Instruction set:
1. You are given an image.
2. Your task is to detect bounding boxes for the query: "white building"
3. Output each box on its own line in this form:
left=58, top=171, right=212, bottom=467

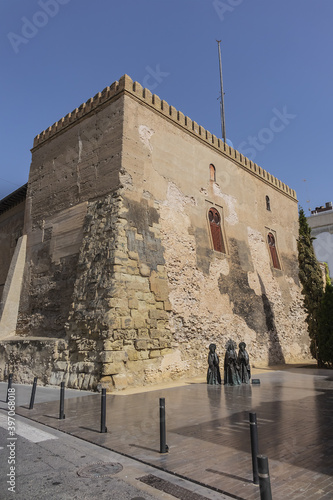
left=307, top=202, right=333, bottom=280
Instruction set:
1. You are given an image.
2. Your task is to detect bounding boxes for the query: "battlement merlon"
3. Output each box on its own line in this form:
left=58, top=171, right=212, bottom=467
left=31, top=74, right=297, bottom=201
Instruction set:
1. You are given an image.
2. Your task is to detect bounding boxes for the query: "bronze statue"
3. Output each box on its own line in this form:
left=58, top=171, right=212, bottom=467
left=224, top=339, right=241, bottom=386
left=238, top=342, right=251, bottom=384
left=207, top=343, right=221, bottom=385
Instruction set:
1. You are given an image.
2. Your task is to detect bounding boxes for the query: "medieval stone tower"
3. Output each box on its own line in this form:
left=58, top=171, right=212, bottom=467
left=0, top=75, right=309, bottom=390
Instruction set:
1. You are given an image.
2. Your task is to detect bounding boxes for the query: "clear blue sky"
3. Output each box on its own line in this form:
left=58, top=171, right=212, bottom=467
left=1, top=0, right=332, bottom=213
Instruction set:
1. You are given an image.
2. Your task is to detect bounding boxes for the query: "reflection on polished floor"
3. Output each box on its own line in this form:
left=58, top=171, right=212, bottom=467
left=17, top=368, right=333, bottom=500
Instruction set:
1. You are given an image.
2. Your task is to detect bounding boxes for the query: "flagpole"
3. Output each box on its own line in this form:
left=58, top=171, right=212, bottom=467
left=217, top=40, right=226, bottom=143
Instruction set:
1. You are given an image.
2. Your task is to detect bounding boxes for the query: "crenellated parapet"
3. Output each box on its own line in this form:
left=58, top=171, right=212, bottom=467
left=32, top=74, right=297, bottom=200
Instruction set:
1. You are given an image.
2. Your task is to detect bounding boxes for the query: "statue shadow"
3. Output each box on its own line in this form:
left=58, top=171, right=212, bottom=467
left=206, top=468, right=253, bottom=484
left=79, top=425, right=100, bottom=433
left=129, top=443, right=159, bottom=453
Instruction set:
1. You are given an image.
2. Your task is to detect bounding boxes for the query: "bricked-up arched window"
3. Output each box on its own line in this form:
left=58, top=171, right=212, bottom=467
left=209, top=207, right=226, bottom=253
left=266, top=195, right=271, bottom=211
left=267, top=233, right=280, bottom=269
left=209, top=164, right=216, bottom=182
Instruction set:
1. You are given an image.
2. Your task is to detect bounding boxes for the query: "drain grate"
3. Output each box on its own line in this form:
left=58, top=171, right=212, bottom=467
left=77, top=462, right=123, bottom=478
left=138, top=474, right=210, bottom=500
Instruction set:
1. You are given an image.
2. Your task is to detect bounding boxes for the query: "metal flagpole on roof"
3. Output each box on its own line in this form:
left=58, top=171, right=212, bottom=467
left=217, top=40, right=226, bottom=143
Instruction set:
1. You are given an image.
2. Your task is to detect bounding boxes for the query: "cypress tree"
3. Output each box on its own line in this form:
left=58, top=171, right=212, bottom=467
left=297, top=207, right=324, bottom=363
left=317, top=283, right=333, bottom=367
left=324, top=262, right=331, bottom=286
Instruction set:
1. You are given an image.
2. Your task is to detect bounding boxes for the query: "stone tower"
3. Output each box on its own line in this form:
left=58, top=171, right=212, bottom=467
left=0, top=75, right=309, bottom=390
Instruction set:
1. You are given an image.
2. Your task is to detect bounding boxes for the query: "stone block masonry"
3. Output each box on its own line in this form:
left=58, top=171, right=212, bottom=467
left=64, top=193, right=175, bottom=390
left=0, top=74, right=310, bottom=391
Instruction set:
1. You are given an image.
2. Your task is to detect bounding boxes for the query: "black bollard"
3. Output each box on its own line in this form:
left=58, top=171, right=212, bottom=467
left=100, top=388, right=107, bottom=433
left=159, top=397, right=168, bottom=453
left=59, top=382, right=65, bottom=419
left=257, top=455, right=272, bottom=500
left=29, top=377, right=38, bottom=410
left=249, top=412, right=259, bottom=484
left=6, top=373, right=13, bottom=404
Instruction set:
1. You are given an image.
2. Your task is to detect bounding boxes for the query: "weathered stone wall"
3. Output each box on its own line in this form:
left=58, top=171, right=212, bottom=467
left=1, top=75, right=310, bottom=390
left=0, top=201, right=25, bottom=302
left=0, top=338, right=68, bottom=385
left=17, top=95, right=124, bottom=338
left=119, top=89, right=309, bottom=382
left=61, top=189, right=177, bottom=390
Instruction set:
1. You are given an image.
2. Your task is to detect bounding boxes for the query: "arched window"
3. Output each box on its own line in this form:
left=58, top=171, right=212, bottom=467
left=266, top=196, right=271, bottom=211
left=209, top=207, right=226, bottom=253
left=267, top=233, right=280, bottom=269
left=209, top=164, right=216, bottom=182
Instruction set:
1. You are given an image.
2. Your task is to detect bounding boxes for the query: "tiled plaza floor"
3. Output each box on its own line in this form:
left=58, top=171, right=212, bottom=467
left=16, top=368, right=333, bottom=500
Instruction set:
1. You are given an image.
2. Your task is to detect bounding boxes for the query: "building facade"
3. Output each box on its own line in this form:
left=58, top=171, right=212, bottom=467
left=0, top=75, right=309, bottom=390
left=307, top=203, right=333, bottom=280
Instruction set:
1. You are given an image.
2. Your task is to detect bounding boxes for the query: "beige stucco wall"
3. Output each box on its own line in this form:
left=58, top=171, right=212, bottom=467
left=0, top=235, right=27, bottom=339
left=0, top=201, right=25, bottom=302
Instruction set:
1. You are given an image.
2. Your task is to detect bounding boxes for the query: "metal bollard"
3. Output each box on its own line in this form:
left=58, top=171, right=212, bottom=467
left=159, top=397, right=168, bottom=453
left=257, top=455, right=272, bottom=500
left=100, top=388, right=107, bottom=433
left=29, top=377, right=38, bottom=410
left=6, top=373, right=13, bottom=404
left=59, top=382, right=65, bottom=419
left=249, top=412, right=259, bottom=484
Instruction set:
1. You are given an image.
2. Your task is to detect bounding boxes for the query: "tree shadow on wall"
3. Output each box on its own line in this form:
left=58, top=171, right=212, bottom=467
left=218, top=238, right=285, bottom=366
left=258, top=275, right=285, bottom=366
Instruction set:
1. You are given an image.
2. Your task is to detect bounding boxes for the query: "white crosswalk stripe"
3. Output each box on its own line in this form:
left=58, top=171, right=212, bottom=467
left=0, top=413, right=57, bottom=443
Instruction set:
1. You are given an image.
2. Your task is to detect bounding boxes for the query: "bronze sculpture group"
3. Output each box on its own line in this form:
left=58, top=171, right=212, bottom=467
left=207, top=339, right=251, bottom=386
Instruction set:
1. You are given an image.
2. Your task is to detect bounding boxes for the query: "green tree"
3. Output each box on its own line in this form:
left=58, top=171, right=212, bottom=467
left=298, top=207, right=324, bottom=363
left=324, top=262, right=331, bottom=286
left=317, top=283, right=333, bottom=367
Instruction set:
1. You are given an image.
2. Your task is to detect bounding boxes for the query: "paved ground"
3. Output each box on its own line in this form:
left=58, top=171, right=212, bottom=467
left=0, top=384, right=231, bottom=500
left=2, top=366, right=333, bottom=499
left=0, top=412, right=234, bottom=500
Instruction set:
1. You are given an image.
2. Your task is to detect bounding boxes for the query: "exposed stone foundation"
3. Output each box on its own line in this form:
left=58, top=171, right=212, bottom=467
left=0, top=338, right=68, bottom=385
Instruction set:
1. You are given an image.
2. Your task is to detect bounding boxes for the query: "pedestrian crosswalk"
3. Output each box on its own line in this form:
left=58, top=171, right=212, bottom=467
left=0, top=412, right=57, bottom=443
